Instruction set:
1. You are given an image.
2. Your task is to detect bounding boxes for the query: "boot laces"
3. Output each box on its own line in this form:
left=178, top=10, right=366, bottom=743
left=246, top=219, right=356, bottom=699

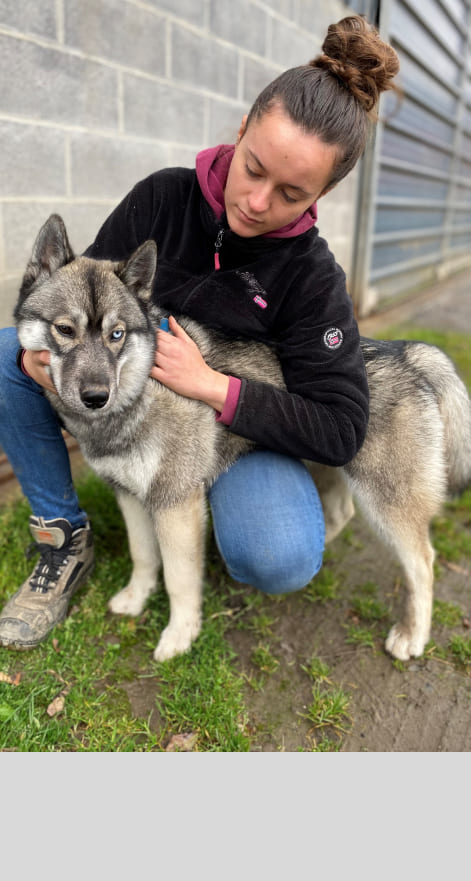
left=26, top=535, right=79, bottom=594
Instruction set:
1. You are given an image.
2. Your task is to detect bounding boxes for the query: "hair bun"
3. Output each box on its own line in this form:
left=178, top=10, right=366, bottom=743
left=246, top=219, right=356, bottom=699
left=311, top=15, right=399, bottom=114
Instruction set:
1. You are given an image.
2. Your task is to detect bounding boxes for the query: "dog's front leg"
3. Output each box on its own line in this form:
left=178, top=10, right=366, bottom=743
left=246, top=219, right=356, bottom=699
left=153, top=488, right=207, bottom=662
left=108, top=491, right=161, bottom=617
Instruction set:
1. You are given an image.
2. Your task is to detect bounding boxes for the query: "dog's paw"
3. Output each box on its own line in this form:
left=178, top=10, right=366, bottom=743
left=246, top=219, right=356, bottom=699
left=153, top=618, right=201, bottom=662
left=385, top=624, right=428, bottom=661
left=108, top=584, right=148, bottom=617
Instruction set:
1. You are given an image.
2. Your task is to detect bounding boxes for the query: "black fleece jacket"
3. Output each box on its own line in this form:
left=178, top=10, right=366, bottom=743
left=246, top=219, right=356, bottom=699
left=84, top=167, right=369, bottom=466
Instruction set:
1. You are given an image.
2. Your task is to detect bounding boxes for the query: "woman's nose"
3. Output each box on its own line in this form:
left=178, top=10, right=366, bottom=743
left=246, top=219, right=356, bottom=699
left=247, top=183, right=271, bottom=214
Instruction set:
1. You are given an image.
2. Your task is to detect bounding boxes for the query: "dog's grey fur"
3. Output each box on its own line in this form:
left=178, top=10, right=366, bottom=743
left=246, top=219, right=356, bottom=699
left=14, top=215, right=471, bottom=661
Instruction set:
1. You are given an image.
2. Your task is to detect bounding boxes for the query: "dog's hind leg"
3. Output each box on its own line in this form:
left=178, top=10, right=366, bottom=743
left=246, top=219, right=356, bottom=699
left=153, top=487, right=207, bottom=662
left=351, top=483, right=438, bottom=661
left=108, top=491, right=161, bottom=617
left=383, top=521, right=436, bottom=661
left=345, top=389, right=447, bottom=661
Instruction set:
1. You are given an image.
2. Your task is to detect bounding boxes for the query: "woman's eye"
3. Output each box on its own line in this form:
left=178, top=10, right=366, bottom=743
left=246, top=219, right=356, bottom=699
left=110, top=329, right=124, bottom=342
left=245, top=164, right=260, bottom=178
left=55, top=324, right=75, bottom=337
left=282, top=191, right=299, bottom=204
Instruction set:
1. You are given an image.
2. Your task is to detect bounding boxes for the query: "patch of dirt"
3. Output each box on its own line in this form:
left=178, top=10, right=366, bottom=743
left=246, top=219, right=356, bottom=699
left=120, top=677, right=164, bottom=735
left=222, top=509, right=471, bottom=752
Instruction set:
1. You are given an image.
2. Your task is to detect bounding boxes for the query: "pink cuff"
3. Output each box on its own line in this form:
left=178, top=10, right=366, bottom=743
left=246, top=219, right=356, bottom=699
left=21, top=349, right=32, bottom=378
left=215, top=376, right=241, bottom=425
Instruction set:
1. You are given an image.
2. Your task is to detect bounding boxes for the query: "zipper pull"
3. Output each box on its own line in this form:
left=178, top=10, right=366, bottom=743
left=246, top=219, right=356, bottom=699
left=214, top=228, right=224, bottom=270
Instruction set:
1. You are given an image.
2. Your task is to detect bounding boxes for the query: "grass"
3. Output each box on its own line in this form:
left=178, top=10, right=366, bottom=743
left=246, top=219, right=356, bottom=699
left=250, top=644, right=280, bottom=675
left=448, top=635, right=471, bottom=667
left=432, top=496, right=471, bottom=564
left=299, top=656, right=351, bottom=751
left=350, top=596, right=389, bottom=623
left=301, top=656, right=331, bottom=684
left=432, top=600, right=463, bottom=628
left=304, top=685, right=351, bottom=731
left=1, top=324, right=471, bottom=751
left=0, top=476, right=251, bottom=752
left=345, top=626, right=376, bottom=650
left=303, top=565, right=339, bottom=603
left=302, top=684, right=352, bottom=752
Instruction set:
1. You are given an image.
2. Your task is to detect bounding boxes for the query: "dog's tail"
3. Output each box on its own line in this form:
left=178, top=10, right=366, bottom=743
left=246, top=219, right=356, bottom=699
left=409, top=343, right=471, bottom=497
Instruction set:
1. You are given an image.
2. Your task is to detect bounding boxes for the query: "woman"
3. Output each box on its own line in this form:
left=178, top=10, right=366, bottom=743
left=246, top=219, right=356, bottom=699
left=0, top=15, right=399, bottom=649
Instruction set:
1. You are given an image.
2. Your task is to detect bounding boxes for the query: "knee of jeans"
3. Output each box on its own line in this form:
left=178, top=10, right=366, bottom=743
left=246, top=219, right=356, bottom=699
left=228, top=547, right=324, bottom=595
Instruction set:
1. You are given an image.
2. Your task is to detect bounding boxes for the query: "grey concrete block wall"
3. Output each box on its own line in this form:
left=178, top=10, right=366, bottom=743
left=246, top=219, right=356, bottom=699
left=0, top=0, right=353, bottom=327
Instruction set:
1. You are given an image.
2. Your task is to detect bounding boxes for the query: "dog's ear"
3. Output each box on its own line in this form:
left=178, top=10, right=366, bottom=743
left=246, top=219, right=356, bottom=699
left=117, top=240, right=157, bottom=303
left=19, top=214, right=75, bottom=301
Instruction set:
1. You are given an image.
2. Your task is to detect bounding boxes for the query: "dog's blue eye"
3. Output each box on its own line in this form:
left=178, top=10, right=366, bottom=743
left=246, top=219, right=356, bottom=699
left=111, top=329, right=124, bottom=342
left=55, top=324, right=75, bottom=337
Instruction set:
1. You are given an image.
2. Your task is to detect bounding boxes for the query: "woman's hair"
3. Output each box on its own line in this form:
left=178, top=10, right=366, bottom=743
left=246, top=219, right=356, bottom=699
left=245, top=15, right=400, bottom=191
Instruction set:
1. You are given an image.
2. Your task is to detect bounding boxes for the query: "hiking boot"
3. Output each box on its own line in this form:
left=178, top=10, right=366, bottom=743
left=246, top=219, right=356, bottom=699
left=0, top=516, right=94, bottom=649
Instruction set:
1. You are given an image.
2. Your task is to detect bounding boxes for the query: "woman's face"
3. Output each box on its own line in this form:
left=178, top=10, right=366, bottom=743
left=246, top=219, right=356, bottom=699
left=224, top=104, right=338, bottom=238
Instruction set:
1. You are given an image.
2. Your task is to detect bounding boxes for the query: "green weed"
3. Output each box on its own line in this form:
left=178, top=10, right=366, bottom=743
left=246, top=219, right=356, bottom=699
left=250, top=644, right=280, bottom=675
left=432, top=600, right=463, bottom=628
left=432, top=512, right=471, bottom=563
left=309, top=735, right=342, bottom=752
left=355, top=581, right=379, bottom=596
left=303, top=684, right=351, bottom=734
left=247, top=613, right=278, bottom=639
left=301, top=655, right=331, bottom=683
left=345, top=625, right=376, bottom=649
left=304, top=567, right=339, bottom=603
left=351, top=596, right=389, bottom=622
left=448, top=635, right=471, bottom=667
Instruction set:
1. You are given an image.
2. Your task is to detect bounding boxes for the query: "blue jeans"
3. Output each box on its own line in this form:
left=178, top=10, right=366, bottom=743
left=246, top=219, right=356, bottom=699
left=208, top=452, right=324, bottom=593
left=0, top=327, right=88, bottom=527
left=0, top=327, right=325, bottom=594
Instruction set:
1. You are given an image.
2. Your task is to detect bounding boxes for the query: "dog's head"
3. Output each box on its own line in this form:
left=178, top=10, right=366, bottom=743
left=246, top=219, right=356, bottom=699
left=15, top=214, right=158, bottom=415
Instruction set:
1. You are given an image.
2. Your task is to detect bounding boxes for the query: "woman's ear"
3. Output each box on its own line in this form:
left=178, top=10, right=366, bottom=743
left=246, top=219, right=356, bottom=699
left=236, top=115, right=248, bottom=145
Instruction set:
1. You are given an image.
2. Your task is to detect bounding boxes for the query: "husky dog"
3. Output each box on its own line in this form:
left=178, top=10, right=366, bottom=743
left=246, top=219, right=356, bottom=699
left=14, top=214, right=471, bottom=662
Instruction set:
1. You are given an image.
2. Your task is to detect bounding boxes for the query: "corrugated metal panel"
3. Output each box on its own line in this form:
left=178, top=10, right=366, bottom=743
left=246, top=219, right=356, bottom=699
left=349, top=0, right=471, bottom=314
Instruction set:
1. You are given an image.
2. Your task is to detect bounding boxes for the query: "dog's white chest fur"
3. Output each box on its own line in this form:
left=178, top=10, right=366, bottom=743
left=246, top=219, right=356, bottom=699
left=87, top=442, right=163, bottom=500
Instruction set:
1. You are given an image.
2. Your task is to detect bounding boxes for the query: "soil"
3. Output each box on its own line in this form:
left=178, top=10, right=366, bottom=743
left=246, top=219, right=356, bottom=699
left=224, top=513, right=471, bottom=752
left=113, top=501, right=471, bottom=752
left=109, top=502, right=471, bottom=752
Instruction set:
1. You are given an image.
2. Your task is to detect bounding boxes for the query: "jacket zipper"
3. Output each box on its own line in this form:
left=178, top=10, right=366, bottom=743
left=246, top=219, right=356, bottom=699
left=214, top=228, right=224, bottom=270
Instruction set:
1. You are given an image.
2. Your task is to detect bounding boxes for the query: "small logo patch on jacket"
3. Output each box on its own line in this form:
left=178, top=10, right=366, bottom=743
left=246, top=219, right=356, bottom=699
left=323, top=327, right=343, bottom=350
left=236, top=270, right=268, bottom=309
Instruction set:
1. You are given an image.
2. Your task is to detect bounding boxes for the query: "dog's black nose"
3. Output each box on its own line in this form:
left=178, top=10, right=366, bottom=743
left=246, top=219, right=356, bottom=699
left=81, top=389, right=109, bottom=409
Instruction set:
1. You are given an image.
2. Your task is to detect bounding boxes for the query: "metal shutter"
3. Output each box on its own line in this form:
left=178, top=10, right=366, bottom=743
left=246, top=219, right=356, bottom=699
left=349, top=0, right=471, bottom=315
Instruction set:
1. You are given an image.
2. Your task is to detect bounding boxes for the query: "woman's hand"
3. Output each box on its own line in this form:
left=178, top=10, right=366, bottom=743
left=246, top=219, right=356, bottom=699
left=22, top=349, right=57, bottom=394
left=150, top=316, right=229, bottom=412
